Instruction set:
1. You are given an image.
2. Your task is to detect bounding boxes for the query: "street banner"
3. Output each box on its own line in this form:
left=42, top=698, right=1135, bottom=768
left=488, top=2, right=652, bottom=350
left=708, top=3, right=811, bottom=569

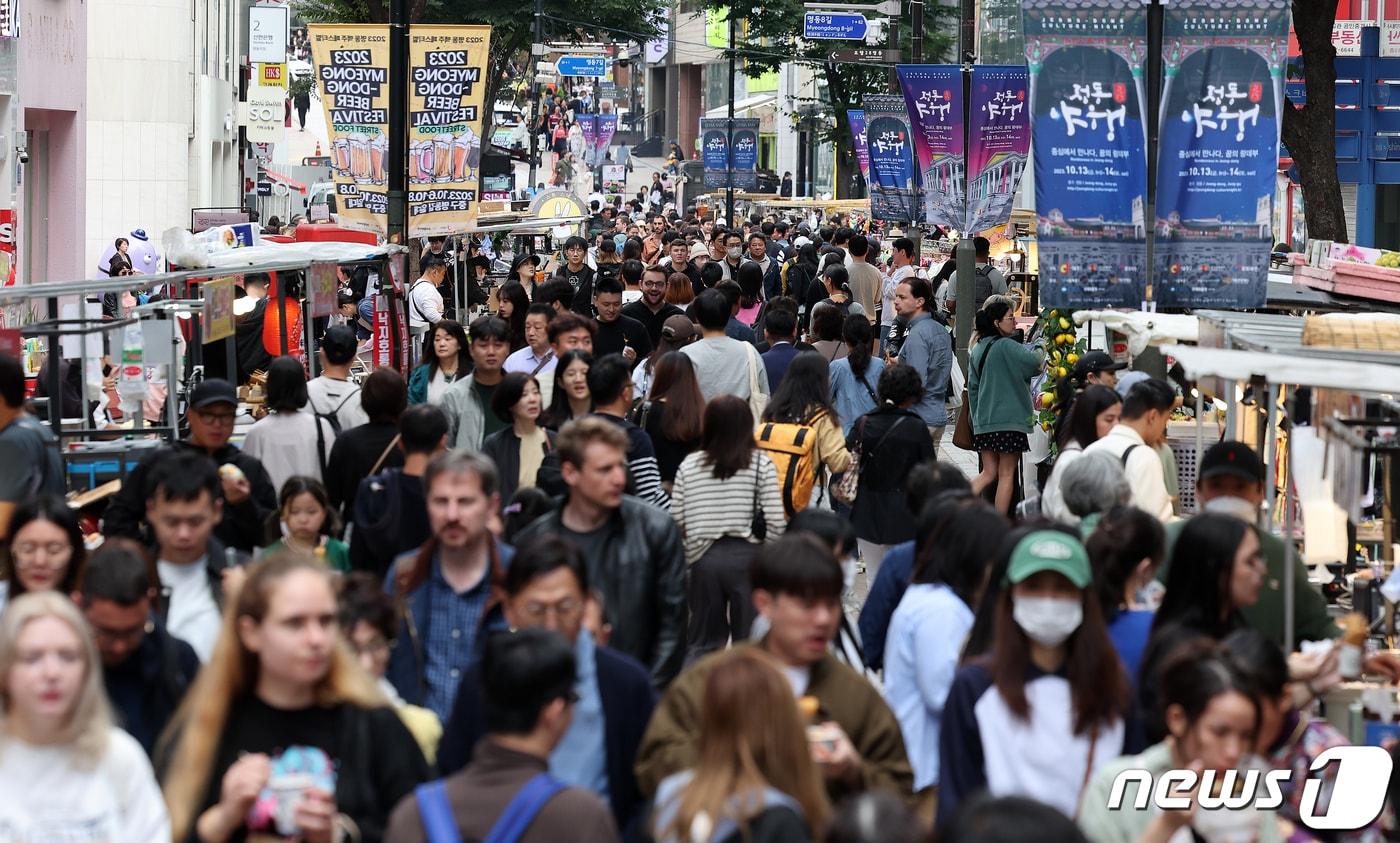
left=897, top=65, right=964, bottom=230
left=967, top=65, right=1030, bottom=235
left=1025, top=0, right=1150, bottom=309
left=699, top=117, right=759, bottom=191
left=603, top=164, right=626, bottom=192
left=308, top=262, right=338, bottom=318
left=595, top=113, right=618, bottom=163
left=373, top=295, right=392, bottom=369
left=846, top=110, right=870, bottom=182
left=408, top=25, right=491, bottom=238
left=1152, top=0, right=1287, bottom=308
left=203, top=277, right=236, bottom=342
left=577, top=115, right=598, bottom=166
left=862, top=94, right=918, bottom=223
left=0, top=210, right=16, bottom=287
left=310, top=25, right=391, bottom=235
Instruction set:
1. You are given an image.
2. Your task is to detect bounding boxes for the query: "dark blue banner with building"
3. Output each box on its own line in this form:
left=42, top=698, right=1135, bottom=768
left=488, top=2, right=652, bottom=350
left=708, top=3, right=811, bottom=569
left=863, top=94, right=919, bottom=223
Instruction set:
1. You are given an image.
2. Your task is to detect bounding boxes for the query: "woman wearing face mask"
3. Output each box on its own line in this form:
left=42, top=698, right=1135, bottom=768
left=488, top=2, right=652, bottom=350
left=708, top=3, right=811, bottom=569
left=1137, top=513, right=1266, bottom=743
left=936, top=528, right=1131, bottom=829
left=1041, top=386, right=1122, bottom=526
left=541, top=349, right=593, bottom=431
left=1079, top=637, right=1282, bottom=843
left=1085, top=506, right=1166, bottom=682
left=0, top=592, right=171, bottom=839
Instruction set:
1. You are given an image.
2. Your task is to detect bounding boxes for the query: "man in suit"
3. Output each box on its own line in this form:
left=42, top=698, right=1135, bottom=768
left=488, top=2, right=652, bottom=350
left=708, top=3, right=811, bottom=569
left=760, top=306, right=802, bottom=393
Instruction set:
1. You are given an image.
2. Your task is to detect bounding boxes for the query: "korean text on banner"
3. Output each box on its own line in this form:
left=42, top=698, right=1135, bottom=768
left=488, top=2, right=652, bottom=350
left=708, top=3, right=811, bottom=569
left=373, top=295, right=392, bottom=369
left=1025, top=0, right=1150, bottom=309
left=204, top=277, right=237, bottom=342
left=967, top=66, right=1030, bottom=235
left=846, top=110, right=871, bottom=182
left=730, top=119, right=759, bottom=191
left=578, top=115, right=599, bottom=166
left=408, top=25, right=492, bottom=239
left=310, top=25, right=391, bottom=235
left=596, top=114, right=618, bottom=162
left=1152, top=0, right=1288, bottom=309
left=862, top=94, right=919, bottom=224
left=897, top=65, right=965, bottom=230
left=700, top=118, right=729, bottom=190
left=308, top=262, right=338, bottom=318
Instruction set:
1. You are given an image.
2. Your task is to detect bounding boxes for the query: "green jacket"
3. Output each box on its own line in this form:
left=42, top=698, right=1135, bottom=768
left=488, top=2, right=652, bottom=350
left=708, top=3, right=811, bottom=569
left=1162, top=518, right=1338, bottom=646
left=633, top=643, right=914, bottom=805
left=967, top=336, right=1044, bottom=436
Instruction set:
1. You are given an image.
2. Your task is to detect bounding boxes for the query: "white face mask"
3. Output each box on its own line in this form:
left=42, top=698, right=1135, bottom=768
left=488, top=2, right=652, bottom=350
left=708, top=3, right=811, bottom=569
left=727, top=247, right=742, bottom=260
left=1013, top=596, right=1083, bottom=647
left=1203, top=495, right=1260, bottom=525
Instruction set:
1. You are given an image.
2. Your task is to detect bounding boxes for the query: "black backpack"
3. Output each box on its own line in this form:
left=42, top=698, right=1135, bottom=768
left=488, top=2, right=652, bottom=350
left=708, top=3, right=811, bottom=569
left=352, top=469, right=406, bottom=575
left=313, top=390, right=358, bottom=476
left=973, top=264, right=996, bottom=311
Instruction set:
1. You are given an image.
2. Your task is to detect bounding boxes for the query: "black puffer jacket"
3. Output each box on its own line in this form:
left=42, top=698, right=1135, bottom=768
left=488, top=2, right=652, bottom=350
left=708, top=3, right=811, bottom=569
left=516, top=496, right=686, bottom=688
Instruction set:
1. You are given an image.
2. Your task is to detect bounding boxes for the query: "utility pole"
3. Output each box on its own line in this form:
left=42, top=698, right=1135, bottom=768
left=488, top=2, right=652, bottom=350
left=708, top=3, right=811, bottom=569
left=388, top=0, right=409, bottom=245
left=951, top=0, right=975, bottom=369
left=911, top=0, right=923, bottom=62
left=527, top=0, right=545, bottom=192
left=726, top=7, right=736, bottom=228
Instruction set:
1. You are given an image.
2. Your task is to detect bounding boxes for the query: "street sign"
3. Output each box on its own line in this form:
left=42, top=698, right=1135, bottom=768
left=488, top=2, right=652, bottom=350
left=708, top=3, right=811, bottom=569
left=803, top=10, right=869, bottom=40
left=244, top=86, right=286, bottom=144
left=248, top=4, right=288, bottom=63
left=557, top=55, right=609, bottom=77
left=829, top=47, right=900, bottom=62
left=258, top=62, right=286, bottom=88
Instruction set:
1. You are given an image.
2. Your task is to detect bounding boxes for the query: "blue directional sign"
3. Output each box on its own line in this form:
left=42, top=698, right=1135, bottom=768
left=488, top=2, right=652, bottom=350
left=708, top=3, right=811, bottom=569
left=557, top=55, right=609, bottom=77
left=803, top=11, right=869, bottom=40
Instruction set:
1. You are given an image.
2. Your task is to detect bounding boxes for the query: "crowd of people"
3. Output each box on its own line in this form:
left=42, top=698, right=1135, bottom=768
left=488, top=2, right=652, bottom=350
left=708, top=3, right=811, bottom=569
left=0, top=205, right=1395, bottom=843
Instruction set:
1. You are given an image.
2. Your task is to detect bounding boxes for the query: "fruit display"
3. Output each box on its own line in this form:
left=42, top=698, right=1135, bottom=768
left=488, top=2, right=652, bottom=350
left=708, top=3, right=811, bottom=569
left=1034, top=307, right=1087, bottom=443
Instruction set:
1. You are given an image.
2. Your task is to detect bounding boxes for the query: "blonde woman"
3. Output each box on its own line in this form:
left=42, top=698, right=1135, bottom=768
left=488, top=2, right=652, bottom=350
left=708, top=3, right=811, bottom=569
left=651, top=648, right=828, bottom=843
left=0, top=592, right=170, bottom=838
left=159, top=556, right=429, bottom=843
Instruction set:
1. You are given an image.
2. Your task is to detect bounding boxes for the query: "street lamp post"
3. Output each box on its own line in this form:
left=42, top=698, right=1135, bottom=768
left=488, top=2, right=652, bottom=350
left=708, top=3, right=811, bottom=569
left=527, top=0, right=545, bottom=192
left=726, top=8, right=737, bottom=228
left=388, top=0, right=409, bottom=244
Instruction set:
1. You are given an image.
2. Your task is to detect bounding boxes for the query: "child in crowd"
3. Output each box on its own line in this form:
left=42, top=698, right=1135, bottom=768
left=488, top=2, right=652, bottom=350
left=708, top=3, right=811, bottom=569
left=262, top=476, right=350, bottom=571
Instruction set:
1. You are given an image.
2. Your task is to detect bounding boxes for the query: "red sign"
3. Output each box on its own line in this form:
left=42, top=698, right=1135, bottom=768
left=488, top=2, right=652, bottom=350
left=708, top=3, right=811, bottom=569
left=0, top=210, right=16, bottom=286
left=373, top=295, right=391, bottom=369
left=396, top=297, right=409, bottom=373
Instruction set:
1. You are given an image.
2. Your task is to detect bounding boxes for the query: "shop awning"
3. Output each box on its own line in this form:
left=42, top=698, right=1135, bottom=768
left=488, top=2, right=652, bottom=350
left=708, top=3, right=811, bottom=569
left=704, top=94, right=777, bottom=119
left=1161, top=343, right=1400, bottom=396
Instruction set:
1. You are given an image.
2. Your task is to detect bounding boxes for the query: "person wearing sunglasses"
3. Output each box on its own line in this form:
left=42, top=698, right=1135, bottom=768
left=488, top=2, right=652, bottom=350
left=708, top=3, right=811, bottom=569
left=103, top=378, right=277, bottom=553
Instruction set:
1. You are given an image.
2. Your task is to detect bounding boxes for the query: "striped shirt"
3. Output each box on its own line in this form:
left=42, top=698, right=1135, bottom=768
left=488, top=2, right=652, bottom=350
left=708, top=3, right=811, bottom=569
left=672, top=451, right=787, bottom=565
left=594, top=413, right=671, bottom=511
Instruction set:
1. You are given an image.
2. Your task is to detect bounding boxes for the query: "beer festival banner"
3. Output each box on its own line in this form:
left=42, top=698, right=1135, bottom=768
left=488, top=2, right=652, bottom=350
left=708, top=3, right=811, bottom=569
left=897, top=65, right=965, bottom=231
left=1024, top=0, right=1150, bottom=309
left=1152, top=0, right=1288, bottom=308
left=407, top=25, right=492, bottom=238
left=862, top=94, right=919, bottom=224
left=310, top=25, right=391, bottom=235
left=846, top=110, right=871, bottom=183
left=966, top=65, right=1031, bottom=235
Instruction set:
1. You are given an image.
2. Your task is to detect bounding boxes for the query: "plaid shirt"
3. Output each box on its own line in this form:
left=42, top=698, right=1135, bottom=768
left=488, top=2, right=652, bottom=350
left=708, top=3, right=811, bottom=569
left=420, top=557, right=491, bottom=721
left=1268, top=712, right=1383, bottom=843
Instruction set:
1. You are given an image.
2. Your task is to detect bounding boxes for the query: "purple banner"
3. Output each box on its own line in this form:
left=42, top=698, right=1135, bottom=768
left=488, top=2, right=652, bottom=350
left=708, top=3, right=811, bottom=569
left=595, top=113, right=617, bottom=164
left=846, top=109, right=870, bottom=181
left=897, top=65, right=964, bottom=231
left=577, top=114, right=598, bottom=165
left=967, top=66, right=1030, bottom=234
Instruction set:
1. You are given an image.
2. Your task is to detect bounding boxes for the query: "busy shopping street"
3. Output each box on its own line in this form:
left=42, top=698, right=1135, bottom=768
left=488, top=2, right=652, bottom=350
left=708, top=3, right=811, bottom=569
left=4, top=0, right=1400, bottom=841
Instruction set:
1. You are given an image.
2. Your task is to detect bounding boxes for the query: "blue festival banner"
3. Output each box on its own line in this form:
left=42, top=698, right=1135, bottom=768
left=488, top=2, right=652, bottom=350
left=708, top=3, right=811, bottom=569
left=699, top=117, right=759, bottom=191
left=967, top=65, right=1030, bottom=235
left=700, top=118, right=729, bottom=190
left=1025, top=0, right=1150, bottom=309
left=862, top=94, right=919, bottom=223
left=1153, top=0, right=1288, bottom=308
left=897, top=65, right=965, bottom=231
left=731, top=118, right=759, bottom=191
left=846, top=110, right=870, bottom=182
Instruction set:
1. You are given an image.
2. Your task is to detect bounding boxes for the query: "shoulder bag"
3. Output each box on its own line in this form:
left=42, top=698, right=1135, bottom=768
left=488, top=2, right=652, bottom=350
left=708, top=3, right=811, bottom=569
left=749, top=452, right=767, bottom=541
left=952, top=336, right=1000, bottom=451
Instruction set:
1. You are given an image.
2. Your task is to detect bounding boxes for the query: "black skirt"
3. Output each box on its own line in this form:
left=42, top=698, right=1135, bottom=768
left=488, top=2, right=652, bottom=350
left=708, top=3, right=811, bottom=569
left=972, top=430, right=1029, bottom=454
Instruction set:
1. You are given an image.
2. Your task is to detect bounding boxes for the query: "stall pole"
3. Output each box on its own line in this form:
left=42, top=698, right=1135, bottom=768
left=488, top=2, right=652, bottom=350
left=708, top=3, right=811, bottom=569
left=1263, top=384, right=1278, bottom=531
left=1223, top=380, right=1237, bottom=440
left=1283, top=428, right=1296, bottom=652
left=45, top=297, right=61, bottom=432
left=277, top=279, right=290, bottom=357
left=1194, top=387, right=1205, bottom=479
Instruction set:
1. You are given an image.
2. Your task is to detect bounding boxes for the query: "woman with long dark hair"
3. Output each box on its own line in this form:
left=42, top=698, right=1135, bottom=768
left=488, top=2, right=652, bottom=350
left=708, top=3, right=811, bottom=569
left=495, top=280, right=530, bottom=352
left=651, top=649, right=829, bottom=842
left=937, top=527, right=1131, bottom=828
left=845, top=363, right=934, bottom=579
left=828, top=314, right=885, bottom=435
left=0, top=495, right=85, bottom=614
left=1137, top=513, right=1264, bottom=741
left=479, top=371, right=557, bottom=502
left=510, top=252, right=543, bottom=300
left=673, top=396, right=786, bottom=661
left=243, top=356, right=338, bottom=488
left=761, top=352, right=852, bottom=500
left=633, top=351, right=704, bottom=488
left=967, top=297, right=1044, bottom=516
left=633, top=314, right=699, bottom=397
left=1085, top=505, right=1165, bottom=682
left=792, top=243, right=822, bottom=331
left=541, top=349, right=593, bottom=431
left=1041, top=385, right=1121, bottom=525
left=407, top=319, right=471, bottom=405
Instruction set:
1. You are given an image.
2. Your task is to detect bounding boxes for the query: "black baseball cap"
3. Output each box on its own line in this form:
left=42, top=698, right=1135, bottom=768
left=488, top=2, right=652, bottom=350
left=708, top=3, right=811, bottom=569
left=189, top=379, right=237, bottom=410
left=321, top=324, right=358, bottom=363
left=1073, top=350, right=1128, bottom=379
left=1198, top=441, right=1264, bottom=485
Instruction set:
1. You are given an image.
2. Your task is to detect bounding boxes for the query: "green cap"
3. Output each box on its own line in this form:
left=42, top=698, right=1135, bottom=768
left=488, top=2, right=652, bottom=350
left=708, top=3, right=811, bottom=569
left=1006, top=530, right=1092, bottom=589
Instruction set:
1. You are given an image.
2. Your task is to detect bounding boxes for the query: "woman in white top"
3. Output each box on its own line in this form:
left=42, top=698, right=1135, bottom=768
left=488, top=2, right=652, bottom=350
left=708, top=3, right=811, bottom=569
left=0, top=591, right=170, bottom=839
left=242, top=356, right=338, bottom=490
left=672, top=395, right=787, bottom=663
left=1041, top=386, right=1121, bottom=526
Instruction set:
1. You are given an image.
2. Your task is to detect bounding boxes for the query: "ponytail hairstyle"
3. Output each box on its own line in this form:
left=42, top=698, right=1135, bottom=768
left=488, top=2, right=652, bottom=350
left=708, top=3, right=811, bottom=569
left=841, top=314, right=874, bottom=380
left=974, top=297, right=1014, bottom=341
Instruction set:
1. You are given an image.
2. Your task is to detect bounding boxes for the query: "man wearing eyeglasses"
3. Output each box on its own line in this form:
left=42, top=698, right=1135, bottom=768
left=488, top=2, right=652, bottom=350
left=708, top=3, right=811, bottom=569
left=437, top=535, right=656, bottom=837
left=103, top=378, right=278, bottom=553
left=620, top=264, right=684, bottom=349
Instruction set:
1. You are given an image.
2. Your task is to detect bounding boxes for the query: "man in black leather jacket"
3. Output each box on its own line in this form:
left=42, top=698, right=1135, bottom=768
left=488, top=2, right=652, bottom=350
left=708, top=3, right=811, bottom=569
left=515, top=417, right=685, bottom=689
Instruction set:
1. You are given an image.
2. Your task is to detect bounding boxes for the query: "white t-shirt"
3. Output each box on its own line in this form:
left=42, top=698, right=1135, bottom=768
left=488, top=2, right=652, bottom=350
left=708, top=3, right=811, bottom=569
left=0, top=729, right=170, bottom=841
left=884, top=265, right=915, bottom=325
left=242, top=410, right=338, bottom=489
left=779, top=664, right=812, bottom=697
left=427, top=369, right=456, bottom=405
left=158, top=558, right=221, bottom=662
left=306, top=376, right=368, bottom=432
left=407, top=278, right=444, bottom=332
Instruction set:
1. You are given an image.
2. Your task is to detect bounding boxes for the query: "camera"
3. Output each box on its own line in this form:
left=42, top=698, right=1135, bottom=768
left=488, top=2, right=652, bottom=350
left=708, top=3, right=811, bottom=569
left=15, top=147, right=26, bottom=166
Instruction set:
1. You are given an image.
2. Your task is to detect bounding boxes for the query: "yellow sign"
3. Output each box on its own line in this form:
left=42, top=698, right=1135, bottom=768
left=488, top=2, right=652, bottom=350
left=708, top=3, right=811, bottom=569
left=528, top=189, right=586, bottom=220
left=407, top=26, right=492, bottom=238
left=309, top=24, right=391, bottom=235
left=203, top=276, right=236, bottom=342
left=258, top=62, right=287, bottom=88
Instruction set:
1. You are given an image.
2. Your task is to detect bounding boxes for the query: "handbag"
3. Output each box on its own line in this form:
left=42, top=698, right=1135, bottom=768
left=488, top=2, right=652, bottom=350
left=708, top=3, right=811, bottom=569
left=952, top=337, right=999, bottom=451
left=749, top=453, right=767, bottom=541
left=834, top=414, right=907, bottom=506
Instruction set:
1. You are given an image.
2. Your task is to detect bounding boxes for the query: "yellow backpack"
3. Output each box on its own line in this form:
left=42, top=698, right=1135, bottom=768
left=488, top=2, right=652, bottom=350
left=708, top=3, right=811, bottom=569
left=755, top=421, right=820, bottom=517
